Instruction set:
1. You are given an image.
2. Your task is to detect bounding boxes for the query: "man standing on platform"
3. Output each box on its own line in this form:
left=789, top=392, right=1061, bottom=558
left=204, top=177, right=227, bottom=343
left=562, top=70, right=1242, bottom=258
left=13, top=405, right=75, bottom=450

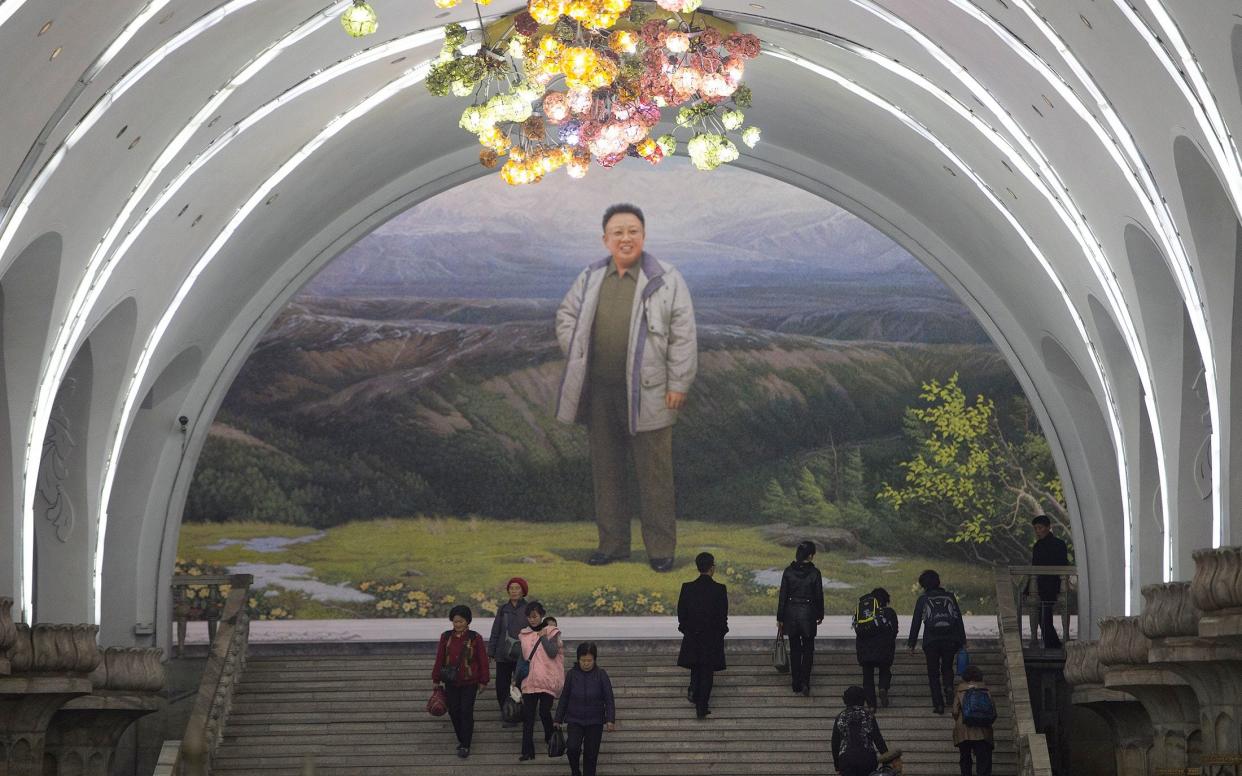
left=555, top=203, right=698, bottom=572
left=677, top=552, right=728, bottom=719
left=1029, top=514, right=1069, bottom=649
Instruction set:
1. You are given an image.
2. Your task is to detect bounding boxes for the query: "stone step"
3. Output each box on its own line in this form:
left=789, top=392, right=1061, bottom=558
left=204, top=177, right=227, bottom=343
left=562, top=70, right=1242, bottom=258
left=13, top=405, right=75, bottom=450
left=216, top=646, right=1018, bottom=776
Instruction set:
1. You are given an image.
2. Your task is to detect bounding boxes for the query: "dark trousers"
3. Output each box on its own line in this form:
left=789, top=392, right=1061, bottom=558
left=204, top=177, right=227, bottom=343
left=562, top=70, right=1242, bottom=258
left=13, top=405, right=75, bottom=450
left=958, top=740, right=993, bottom=776
left=566, top=722, right=604, bottom=776
left=1038, top=592, right=1062, bottom=648
left=839, top=753, right=879, bottom=776
left=495, top=660, right=515, bottom=711
left=861, top=663, right=892, bottom=708
left=786, top=619, right=816, bottom=691
left=444, top=684, right=478, bottom=748
left=689, top=665, right=714, bottom=714
left=587, top=384, right=676, bottom=560
left=924, top=641, right=959, bottom=708
left=521, top=692, right=554, bottom=756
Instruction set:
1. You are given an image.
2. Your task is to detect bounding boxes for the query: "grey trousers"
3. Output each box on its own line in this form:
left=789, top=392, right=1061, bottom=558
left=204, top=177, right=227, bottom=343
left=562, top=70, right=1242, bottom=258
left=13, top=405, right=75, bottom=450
left=587, top=383, right=676, bottom=560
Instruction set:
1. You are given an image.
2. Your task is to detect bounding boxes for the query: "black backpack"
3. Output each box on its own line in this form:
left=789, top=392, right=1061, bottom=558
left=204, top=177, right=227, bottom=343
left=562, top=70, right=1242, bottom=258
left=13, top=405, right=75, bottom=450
left=836, top=707, right=877, bottom=757
left=923, top=592, right=962, bottom=636
left=854, top=594, right=880, bottom=637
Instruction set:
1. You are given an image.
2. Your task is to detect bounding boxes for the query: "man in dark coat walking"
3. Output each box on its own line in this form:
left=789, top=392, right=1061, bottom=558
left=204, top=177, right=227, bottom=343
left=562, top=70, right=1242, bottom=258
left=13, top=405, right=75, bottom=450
left=677, top=552, right=728, bottom=719
left=1029, top=514, right=1070, bottom=648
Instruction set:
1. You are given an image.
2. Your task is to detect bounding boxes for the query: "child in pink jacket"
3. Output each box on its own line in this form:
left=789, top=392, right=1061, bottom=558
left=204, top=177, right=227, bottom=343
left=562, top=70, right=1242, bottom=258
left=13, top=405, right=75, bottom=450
left=517, top=601, right=565, bottom=761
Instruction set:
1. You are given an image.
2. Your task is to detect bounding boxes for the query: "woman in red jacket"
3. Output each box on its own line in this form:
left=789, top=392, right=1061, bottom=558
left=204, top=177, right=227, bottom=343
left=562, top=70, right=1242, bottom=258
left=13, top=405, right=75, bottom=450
left=432, top=605, right=490, bottom=758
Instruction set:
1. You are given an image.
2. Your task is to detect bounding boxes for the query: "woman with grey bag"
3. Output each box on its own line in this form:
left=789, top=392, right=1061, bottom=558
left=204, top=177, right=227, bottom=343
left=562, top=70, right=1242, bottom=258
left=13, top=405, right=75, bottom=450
left=488, top=576, right=528, bottom=724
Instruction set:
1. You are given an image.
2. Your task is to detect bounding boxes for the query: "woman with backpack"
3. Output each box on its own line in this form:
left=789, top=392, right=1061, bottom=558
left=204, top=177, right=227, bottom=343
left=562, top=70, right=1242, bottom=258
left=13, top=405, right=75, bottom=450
left=488, top=577, right=529, bottom=725
left=555, top=642, right=616, bottom=776
left=952, top=665, right=996, bottom=776
left=830, top=686, right=888, bottom=776
left=517, top=601, right=565, bottom=761
left=776, top=540, right=825, bottom=696
left=907, top=569, right=967, bottom=714
left=853, top=587, right=899, bottom=709
left=431, top=605, right=490, bottom=759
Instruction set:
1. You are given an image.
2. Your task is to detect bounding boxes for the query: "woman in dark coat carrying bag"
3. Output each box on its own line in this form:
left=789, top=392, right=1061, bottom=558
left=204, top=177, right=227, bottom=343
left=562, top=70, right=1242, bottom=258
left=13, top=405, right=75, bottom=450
left=431, top=605, right=490, bottom=759
left=555, top=642, right=616, bottom=776
left=777, top=540, right=824, bottom=696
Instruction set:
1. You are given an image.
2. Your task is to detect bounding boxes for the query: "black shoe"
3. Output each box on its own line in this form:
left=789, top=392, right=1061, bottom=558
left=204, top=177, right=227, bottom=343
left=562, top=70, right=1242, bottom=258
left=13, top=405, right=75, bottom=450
left=696, top=708, right=711, bottom=719
left=456, top=747, right=468, bottom=758
left=801, top=686, right=811, bottom=698
left=520, top=753, right=535, bottom=762
left=650, top=557, right=675, bottom=572
left=879, top=689, right=890, bottom=708
left=687, top=687, right=695, bottom=704
left=933, top=706, right=945, bottom=715
left=791, top=685, right=802, bottom=695
left=587, top=552, right=628, bottom=566
left=503, top=719, right=518, bottom=728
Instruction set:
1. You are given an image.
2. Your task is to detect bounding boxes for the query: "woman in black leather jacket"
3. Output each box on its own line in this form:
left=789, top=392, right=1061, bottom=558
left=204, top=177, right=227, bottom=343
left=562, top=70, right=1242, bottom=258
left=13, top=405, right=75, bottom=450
left=776, top=540, right=825, bottom=696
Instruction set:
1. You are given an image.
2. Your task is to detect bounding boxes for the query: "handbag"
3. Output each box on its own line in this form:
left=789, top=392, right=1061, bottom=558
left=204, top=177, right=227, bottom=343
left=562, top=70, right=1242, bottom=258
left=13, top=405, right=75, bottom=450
left=426, top=687, right=447, bottom=717
left=772, top=635, right=789, bottom=674
left=547, top=726, right=567, bottom=758
left=437, top=630, right=472, bottom=685
left=503, top=631, right=523, bottom=662
left=502, top=692, right=523, bottom=724
left=955, top=646, right=970, bottom=677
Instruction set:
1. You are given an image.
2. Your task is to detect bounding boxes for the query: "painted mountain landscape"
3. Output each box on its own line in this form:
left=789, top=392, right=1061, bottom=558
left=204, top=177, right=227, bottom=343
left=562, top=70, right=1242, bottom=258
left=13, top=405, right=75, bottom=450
left=178, top=159, right=1063, bottom=619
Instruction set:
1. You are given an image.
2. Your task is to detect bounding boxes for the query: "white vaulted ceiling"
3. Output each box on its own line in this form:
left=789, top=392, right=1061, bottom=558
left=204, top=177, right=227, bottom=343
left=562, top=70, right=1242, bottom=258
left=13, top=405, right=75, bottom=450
left=1, top=0, right=1241, bottom=648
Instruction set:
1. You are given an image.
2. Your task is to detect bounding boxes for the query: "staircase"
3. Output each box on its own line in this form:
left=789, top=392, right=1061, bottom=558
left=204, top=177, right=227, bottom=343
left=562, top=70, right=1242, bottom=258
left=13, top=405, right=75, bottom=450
left=215, top=643, right=1017, bottom=775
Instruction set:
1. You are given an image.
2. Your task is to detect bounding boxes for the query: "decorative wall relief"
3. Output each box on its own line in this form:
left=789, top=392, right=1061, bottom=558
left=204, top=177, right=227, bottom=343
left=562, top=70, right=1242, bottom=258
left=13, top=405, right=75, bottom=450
left=36, top=378, right=77, bottom=542
left=1191, top=367, right=1212, bottom=501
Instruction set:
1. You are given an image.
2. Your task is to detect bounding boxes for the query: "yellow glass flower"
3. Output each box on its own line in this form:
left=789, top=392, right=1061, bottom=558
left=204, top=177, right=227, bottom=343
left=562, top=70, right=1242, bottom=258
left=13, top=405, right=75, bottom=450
left=609, top=30, right=638, bottom=54
left=340, top=1, right=378, bottom=38
left=434, top=0, right=461, bottom=6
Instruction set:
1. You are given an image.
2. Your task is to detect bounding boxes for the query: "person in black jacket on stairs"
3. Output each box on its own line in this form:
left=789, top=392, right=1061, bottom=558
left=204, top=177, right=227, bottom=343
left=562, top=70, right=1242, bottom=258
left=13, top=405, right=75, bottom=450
left=907, top=569, right=967, bottom=714
left=776, top=540, right=824, bottom=696
left=853, top=587, right=899, bottom=710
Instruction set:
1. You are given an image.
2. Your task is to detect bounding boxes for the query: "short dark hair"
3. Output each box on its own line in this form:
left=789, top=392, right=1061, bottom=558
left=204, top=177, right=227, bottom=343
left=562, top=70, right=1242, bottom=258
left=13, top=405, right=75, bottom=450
left=576, top=641, right=598, bottom=660
left=843, top=686, right=867, bottom=706
left=448, top=604, right=472, bottom=623
left=602, top=203, right=645, bottom=232
left=918, top=570, right=941, bottom=591
left=871, top=587, right=891, bottom=607
left=695, top=552, right=715, bottom=573
left=795, top=540, right=817, bottom=562
left=525, top=601, right=546, bottom=618
left=962, top=665, right=984, bottom=683
left=1032, top=514, right=1052, bottom=527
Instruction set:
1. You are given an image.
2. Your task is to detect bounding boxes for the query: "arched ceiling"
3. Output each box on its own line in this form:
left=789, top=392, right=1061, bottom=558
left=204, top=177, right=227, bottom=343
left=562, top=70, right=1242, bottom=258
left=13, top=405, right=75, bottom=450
left=2, top=0, right=1241, bottom=639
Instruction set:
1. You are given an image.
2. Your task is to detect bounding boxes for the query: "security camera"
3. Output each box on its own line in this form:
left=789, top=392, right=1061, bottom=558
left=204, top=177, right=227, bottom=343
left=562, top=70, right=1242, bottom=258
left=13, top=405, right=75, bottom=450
left=178, top=416, right=189, bottom=432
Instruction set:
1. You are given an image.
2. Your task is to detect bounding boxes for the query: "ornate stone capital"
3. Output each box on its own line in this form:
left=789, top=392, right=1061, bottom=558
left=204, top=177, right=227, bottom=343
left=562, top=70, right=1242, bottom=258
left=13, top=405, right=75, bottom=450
left=90, top=648, right=165, bottom=693
left=1190, top=546, right=1242, bottom=613
left=0, top=598, right=16, bottom=674
left=1064, top=640, right=1104, bottom=685
left=29, top=625, right=99, bottom=674
left=1098, top=617, right=1152, bottom=666
left=7, top=624, right=33, bottom=673
left=1139, top=582, right=1202, bottom=638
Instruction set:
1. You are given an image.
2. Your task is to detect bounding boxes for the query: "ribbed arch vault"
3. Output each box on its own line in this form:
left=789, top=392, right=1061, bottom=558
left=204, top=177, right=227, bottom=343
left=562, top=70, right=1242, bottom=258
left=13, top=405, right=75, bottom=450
left=1, top=0, right=1241, bottom=647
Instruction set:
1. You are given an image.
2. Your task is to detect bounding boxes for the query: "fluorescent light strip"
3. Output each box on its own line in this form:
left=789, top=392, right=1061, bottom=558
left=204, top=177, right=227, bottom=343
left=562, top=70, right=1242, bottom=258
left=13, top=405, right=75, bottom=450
left=765, top=46, right=1136, bottom=613
left=12, top=0, right=360, bottom=623
left=832, top=1, right=1158, bottom=603
left=976, top=0, right=1219, bottom=573
left=93, top=63, right=430, bottom=624
left=1121, top=0, right=1242, bottom=548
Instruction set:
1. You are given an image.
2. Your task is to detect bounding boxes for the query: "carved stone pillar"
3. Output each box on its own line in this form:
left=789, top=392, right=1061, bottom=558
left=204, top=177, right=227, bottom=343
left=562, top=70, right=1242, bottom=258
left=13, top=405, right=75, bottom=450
left=1147, top=547, right=1242, bottom=754
left=43, top=648, right=166, bottom=776
left=0, top=624, right=96, bottom=776
left=1067, top=640, right=1153, bottom=775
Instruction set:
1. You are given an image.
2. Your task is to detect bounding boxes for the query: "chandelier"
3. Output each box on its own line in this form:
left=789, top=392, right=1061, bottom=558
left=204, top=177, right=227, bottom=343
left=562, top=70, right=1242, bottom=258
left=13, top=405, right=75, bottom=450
left=344, top=0, right=762, bottom=183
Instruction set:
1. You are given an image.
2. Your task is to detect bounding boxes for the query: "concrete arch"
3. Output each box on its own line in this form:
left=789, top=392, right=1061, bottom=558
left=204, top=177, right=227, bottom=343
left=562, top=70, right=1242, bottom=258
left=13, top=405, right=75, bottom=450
left=1172, top=134, right=1242, bottom=548
left=34, top=297, right=136, bottom=623
left=101, top=345, right=202, bottom=645
left=0, top=231, right=61, bottom=618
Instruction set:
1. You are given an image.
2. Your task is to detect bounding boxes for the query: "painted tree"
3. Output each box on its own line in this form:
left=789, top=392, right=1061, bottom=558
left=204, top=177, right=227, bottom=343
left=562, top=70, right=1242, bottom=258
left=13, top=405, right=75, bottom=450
left=878, top=373, right=1068, bottom=562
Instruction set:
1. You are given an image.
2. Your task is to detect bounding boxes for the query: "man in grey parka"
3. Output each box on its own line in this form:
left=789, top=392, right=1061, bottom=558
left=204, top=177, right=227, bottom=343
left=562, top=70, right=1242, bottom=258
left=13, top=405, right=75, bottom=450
left=554, top=203, right=698, bottom=572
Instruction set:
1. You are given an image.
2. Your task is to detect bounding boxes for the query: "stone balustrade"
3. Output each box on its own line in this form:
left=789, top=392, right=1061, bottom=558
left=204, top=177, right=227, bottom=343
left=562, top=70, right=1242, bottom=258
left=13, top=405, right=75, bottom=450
left=1063, top=640, right=1104, bottom=686
left=1190, top=546, right=1242, bottom=614
left=1098, top=616, right=1152, bottom=666
left=1140, top=582, right=1202, bottom=639
left=0, top=598, right=16, bottom=675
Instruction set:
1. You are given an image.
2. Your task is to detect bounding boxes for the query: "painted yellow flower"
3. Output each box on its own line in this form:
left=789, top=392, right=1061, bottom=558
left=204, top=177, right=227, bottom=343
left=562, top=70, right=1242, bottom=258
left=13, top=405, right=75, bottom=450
left=359, top=582, right=372, bottom=592
left=440, top=595, right=456, bottom=604
left=611, top=600, right=625, bottom=613
left=650, top=602, right=665, bottom=614
left=248, top=598, right=258, bottom=608
left=403, top=602, right=416, bottom=612
left=271, top=608, right=287, bottom=617
left=187, top=568, right=202, bottom=577
left=635, top=594, right=648, bottom=605
left=471, top=591, right=486, bottom=602
left=481, top=598, right=499, bottom=614
left=566, top=602, right=579, bottom=612
left=605, top=585, right=617, bottom=593
left=592, top=589, right=603, bottom=598
left=219, top=585, right=231, bottom=596
left=594, top=597, right=607, bottom=608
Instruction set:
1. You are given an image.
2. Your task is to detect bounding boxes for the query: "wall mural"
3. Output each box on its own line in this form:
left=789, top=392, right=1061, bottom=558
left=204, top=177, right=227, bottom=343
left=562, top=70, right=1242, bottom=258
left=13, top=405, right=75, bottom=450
left=178, top=158, right=1067, bottom=620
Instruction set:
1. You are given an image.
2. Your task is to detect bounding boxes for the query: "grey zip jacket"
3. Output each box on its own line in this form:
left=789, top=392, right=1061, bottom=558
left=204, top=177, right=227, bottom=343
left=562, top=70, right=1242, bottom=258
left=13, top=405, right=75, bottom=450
left=555, top=252, right=697, bottom=434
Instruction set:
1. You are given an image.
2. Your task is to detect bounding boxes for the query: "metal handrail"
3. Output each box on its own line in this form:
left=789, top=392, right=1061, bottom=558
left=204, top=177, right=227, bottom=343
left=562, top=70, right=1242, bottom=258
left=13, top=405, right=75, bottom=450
left=1005, top=565, right=1078, bottom=650
left=176, top=573, right=253, bottom=776
left=994, top=569, right=1055, bottom=776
